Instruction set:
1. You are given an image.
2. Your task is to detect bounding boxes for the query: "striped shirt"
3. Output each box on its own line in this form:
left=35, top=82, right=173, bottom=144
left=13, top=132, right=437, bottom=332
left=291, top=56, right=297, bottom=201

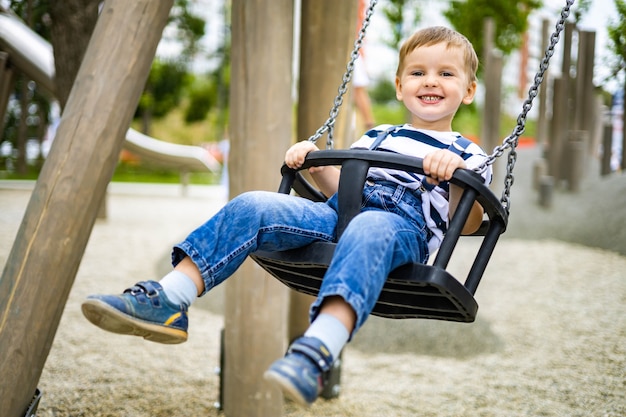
left=350, top=124, right=492, bottom=253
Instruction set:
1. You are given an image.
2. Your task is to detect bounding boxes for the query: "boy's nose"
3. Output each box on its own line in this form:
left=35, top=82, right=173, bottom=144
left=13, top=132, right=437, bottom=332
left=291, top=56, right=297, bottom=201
left=424, top=74, right=438, bottom=87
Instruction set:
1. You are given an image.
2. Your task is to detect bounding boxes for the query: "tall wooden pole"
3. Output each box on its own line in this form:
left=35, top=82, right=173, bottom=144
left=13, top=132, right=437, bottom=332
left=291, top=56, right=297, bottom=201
left=224, top=1, right=293, bottom=415
left=550, top=22, right=574, bottom=182
left=289, top=0, right=357, bottom=345
left=575, top=30, right=596, bottom=154
left=536, top=19, right=550, bottom=153
left=0, top=1, right=172, bottom=416
left=480, top=18, right=502, bottom=192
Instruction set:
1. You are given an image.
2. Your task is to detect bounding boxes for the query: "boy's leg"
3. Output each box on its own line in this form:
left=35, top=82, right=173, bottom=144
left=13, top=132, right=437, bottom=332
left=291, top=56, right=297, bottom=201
left=264, top=296, right=354, bottom=406
left=313, top=209, right=428, bottom=332
left=82, top=191, right=338, bottom=344
left=265, top=209, right=427, bottom=405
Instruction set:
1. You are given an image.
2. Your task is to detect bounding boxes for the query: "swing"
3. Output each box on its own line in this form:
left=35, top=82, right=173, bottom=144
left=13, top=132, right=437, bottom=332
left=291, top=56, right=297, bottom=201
left=251, top=0, right=575, bottom=322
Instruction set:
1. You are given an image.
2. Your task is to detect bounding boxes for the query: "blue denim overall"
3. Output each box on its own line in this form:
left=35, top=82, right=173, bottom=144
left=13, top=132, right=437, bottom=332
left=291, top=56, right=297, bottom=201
left=172, top=180, right=429, bottom=334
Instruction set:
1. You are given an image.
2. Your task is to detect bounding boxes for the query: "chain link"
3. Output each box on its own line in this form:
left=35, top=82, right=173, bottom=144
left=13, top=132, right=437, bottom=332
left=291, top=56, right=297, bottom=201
left=475, top=0, right=575, bottom=213
left=306, top=0, right=378, bottom=149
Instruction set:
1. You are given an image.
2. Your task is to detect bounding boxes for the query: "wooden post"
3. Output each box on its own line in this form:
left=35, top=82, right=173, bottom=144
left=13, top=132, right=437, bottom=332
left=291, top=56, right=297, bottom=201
left=481, top=18, right=503, bottom=192
left=574, top=30, right=596, bottom=161
left=288, top=0, right=357, bottom=343
left=548, top=76, right=565, bottom=180
left=622, top=82, right=626, bottom=171
left=558, top=22, right=575, bottom=182
left=0, top=1, right=172, bottom=416
left=536, top=19, right=550, bottom=153
left=297, top=0, right=357, bottom=152
left=566, top=130, right=587, bottom=192
left=538, top=175, right=554, bottom=208
left=547, top=23, right=574, bottom=183
left=0, top=50, right=15, bottom=132
left=601, top=122, right=612, bottom=176
left=224, top=1, right=293, bottom=415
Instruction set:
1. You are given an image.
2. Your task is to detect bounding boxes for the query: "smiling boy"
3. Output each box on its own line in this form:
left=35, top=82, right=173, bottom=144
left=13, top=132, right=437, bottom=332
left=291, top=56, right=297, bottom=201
left=82, top=26, right=491, bottom=407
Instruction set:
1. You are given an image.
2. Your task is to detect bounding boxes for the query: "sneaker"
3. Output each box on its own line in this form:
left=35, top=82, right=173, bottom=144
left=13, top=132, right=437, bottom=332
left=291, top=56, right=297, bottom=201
left=264, top=336, right=334, bottom=406
left=81, top=280, right=188, bottom=344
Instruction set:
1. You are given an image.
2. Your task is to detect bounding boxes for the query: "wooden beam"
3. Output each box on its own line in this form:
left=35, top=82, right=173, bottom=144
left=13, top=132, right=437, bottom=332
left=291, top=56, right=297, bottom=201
left=224, top=0, right=294, bottom=415
left=0, top=1, right=173, bottom=415
left=0, top=50, right=15, bottom=131
left=289, top=0, right=358, bottom=346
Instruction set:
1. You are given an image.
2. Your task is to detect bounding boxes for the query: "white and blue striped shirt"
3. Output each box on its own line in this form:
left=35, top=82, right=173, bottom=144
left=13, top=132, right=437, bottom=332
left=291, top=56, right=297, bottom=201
left=351, top=123, right=492, bottom=253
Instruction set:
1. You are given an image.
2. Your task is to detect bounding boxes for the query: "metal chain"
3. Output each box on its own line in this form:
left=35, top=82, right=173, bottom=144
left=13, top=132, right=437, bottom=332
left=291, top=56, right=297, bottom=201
left=306, top=0, right=378, bottom=149
left=475, top=0, right=575, bottom=213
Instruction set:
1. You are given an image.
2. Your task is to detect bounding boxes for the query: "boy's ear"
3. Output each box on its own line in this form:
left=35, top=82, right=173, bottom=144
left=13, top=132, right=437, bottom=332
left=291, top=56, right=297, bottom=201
left=395, top=76, right=403, bottom=101
left=463, top=81, right=477, bottom=105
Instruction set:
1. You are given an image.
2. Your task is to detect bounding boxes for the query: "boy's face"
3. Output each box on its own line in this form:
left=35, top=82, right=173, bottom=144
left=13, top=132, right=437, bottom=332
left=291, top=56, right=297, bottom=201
left=395, top=42, right=477, bottom=131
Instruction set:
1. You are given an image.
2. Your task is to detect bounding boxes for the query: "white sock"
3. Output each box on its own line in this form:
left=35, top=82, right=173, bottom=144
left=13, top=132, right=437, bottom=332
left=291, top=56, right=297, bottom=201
left=159, top=270, right=198, bottom=308
left=304, top=313, right=350, bottom=360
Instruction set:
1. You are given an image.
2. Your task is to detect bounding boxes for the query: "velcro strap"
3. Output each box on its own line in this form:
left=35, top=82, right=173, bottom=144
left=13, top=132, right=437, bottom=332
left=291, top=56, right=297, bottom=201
left=288, top=336, right=333, bottom=373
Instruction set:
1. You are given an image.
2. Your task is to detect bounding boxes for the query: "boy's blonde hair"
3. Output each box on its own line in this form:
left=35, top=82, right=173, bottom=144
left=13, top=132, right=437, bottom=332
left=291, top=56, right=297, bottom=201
left=396, top=26, right=478, bottom=83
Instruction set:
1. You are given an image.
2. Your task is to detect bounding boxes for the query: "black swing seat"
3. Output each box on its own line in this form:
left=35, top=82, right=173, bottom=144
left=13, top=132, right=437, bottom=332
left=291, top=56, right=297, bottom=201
left=251, top=149, right=508, bottom=322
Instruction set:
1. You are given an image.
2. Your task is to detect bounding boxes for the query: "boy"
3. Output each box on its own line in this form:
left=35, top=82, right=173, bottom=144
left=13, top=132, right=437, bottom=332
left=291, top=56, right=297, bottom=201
left=82, top=26, right=491, bottom=406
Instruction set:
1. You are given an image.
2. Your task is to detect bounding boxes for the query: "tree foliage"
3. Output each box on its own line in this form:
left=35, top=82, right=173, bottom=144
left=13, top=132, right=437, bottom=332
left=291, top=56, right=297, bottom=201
left=140, top=59, right=189, bottom=119
left=166, top=0, right=206, bottom=63
left=380, top=0, right=422, bottom=49
left=443, top=0, right=541, bottom=66
left=607, top=0, right=626, bottom=82
left=135, top=0, right=207, bottom=132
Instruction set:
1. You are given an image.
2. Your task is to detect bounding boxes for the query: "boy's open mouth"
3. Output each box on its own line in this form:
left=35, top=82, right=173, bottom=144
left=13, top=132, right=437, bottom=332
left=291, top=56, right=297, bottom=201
left=419, top=95, right=443, bottom=102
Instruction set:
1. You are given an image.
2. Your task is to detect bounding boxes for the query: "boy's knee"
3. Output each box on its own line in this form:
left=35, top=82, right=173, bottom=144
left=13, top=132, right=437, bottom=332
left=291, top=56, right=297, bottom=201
left=351, top=211, right=395, bottom=230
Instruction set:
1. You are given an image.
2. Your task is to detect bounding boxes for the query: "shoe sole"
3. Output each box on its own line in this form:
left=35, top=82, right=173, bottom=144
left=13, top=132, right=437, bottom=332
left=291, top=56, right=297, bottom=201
left=81, top=299, right=187, bottom=344
left=263, top=369, right=311, bottom=407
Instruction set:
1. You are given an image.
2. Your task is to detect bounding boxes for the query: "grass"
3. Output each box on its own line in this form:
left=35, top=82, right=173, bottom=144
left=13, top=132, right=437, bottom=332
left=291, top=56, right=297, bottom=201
left=132, top=107, right=225, bottom=146
left=0, top=160, right=221, bottom=185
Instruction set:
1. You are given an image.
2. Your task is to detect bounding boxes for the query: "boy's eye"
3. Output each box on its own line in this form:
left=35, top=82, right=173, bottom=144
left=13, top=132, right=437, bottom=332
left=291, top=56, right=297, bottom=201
left=441, top=71, right=453, bottom=77
left=411, top=70, right=424, bottom=76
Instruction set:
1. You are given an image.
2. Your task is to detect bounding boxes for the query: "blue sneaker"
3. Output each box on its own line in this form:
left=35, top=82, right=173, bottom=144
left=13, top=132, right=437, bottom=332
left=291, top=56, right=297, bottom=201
left=81, top=281, right=188, bottom=344
left=264, top=336, right=334, bottom=406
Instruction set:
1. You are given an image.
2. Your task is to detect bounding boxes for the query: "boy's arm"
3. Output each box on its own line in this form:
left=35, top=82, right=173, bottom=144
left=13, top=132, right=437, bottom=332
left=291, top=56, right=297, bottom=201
left=423, top=149, right=484, bottom=235
left=285, top=141, right=340, bottom=198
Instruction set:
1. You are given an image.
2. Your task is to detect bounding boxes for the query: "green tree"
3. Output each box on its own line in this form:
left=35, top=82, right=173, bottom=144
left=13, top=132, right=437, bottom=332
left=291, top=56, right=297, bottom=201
left=184, top=75, right=215, bottom=123
left=137, top=59, right=189, bottom=134
left=443, top=0, right=541, bottom=73
left=607, top=1, right=626, bottom=84
left=168, top=0, right=207, bottom=61
left=381, top=0, right=422, bottom=49
left=135, top=0, right=205, bottom=134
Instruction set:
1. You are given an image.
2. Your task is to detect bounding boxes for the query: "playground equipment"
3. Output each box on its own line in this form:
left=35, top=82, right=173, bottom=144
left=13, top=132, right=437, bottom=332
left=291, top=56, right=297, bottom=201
left=0, top=0, right=578, bottom=415
left=0, top=8, right=221, bottom=185
left=252, top=0, right=574, bottom=323
left=233, top=0, right=578, bottom=407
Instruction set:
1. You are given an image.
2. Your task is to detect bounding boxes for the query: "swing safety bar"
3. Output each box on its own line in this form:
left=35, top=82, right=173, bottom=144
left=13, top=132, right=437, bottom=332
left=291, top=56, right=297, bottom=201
left=252, top=149, right=508, bottom=322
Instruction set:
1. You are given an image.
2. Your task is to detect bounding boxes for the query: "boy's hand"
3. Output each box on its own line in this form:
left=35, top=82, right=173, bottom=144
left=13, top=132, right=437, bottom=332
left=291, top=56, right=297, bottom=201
left=423, top=149, right=467, bottom=185
left=285, top=141, right=323, bottom=173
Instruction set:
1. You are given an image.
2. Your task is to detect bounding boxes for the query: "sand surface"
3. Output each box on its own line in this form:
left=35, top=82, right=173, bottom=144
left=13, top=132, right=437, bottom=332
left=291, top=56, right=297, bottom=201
left=0, top=147, right=624, bottom=416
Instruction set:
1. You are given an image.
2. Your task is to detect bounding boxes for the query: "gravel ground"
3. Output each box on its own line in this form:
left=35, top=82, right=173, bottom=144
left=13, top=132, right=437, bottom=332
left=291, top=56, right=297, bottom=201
left=0, top=147, right=624, bottom=416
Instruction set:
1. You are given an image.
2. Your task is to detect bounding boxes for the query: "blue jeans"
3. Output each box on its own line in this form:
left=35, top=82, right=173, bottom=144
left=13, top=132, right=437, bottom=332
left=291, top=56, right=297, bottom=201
left=172, top=181, right=429, bottom=333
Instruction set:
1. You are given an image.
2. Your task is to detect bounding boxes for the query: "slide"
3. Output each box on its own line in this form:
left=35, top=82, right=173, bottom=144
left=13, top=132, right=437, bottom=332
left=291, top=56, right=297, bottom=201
left=0, top=8, right=221, bottom=174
